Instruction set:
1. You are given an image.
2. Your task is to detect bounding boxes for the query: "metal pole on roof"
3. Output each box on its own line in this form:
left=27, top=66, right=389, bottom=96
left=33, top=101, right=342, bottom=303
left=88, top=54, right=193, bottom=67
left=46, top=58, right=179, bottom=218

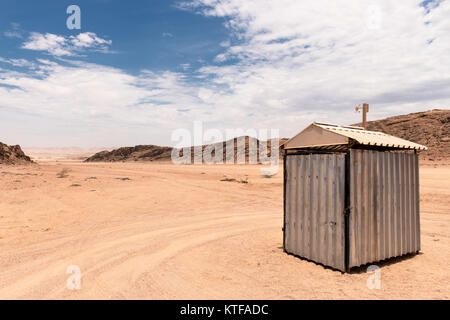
left=355, top=103, right=370, bottom=129
left=362, top=103, right=369, bottom=129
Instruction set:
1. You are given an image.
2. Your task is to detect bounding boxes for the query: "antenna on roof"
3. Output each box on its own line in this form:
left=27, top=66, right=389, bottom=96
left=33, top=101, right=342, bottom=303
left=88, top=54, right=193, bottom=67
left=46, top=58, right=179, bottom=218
left=355, top=103, right=369, bottom=129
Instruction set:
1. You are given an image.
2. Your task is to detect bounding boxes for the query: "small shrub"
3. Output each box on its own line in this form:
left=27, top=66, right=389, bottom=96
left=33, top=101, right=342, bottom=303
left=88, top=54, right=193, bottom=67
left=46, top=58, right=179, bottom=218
left=116, top=177, right=131, bottom=181
left=57, top=168, right=70, bottom=178
left=238, top=178, right=249, bottom=184
left=220, top=177, right=236, bottom=182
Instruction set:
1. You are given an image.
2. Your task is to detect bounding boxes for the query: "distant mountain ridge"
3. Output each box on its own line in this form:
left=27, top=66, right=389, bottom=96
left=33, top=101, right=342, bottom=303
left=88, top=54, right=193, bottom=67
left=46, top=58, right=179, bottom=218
left=85, top=137, right=288, bottom=163
left=85, top=109, right=449, bottom=163
left=84, top=144, right=173, bottom=162
left=354, top=109, right=449, bottom=160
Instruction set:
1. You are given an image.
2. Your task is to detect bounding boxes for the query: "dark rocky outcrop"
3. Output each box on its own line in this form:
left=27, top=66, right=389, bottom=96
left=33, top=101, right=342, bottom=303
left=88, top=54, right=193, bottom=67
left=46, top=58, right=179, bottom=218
left=0, top=142, right=33, bottom=164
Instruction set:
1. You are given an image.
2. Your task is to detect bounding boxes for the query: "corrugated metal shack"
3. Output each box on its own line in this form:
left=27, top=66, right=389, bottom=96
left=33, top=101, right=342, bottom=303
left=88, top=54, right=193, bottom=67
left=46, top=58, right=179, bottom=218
left=282, top=123, right=427, bottom=272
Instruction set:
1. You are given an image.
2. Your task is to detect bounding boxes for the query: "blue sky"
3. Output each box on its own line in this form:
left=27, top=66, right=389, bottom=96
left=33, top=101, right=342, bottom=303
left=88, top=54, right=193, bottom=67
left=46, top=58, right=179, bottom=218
left=0, top=0, right=449, bottom=147
left=0, top=0, right=229, bottom=74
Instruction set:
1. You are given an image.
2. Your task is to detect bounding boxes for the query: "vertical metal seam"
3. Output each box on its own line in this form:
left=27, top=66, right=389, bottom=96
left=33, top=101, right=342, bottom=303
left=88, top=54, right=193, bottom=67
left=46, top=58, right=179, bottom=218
left=401, top=152, right=406, bottom=255
left=369, top=150, right=373, bottom=262
left=287, top=156, right=294, bottom=252
left=406, top=153, right=411, bottom=253
left=344, top=151, right=351, bottom=272
left=397, top=152, right=402, bottom=256
left=384, top=152, right=390, bottom=259
left=315, top=154, right=321, bottom=262
left=348, top=151, right=353, bottom=268
left=415, top=152, right=421, bottom=251
left=362, top=150, right=367, bottom=264
left=410, top=153, right=416, bottom=253
left=293, top=156, right=299, bottom=254
left=298, top=156, right=304, bottom=255
left=324, top=155, right=329, bottom=266
left=333, top=154, right=339, bottom=269
left=390, top=151, right=394, bottom=258
left=308, top=154, right=313, bottom=259
left=374, top=151, right=380, bottom=261
left=330, top=154, right=336, bottom=268
left=283, top=153, right=287, bottom=251
left=302, top=155, right=308, bottom=255
left=317, top=155, right=322, bottom=263
left=378, top=151, right=384, bottom=261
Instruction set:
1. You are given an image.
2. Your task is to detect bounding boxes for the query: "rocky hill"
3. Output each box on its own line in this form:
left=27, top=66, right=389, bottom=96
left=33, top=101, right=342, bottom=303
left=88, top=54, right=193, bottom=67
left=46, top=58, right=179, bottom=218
left=0, top=142, right=33, bottom=164
left=85, top=137, right=287, bottom=163
left=84, top=145, right=173, bottom=162
left=355, top=109, right=449, bottom=160
left=84, top=109, right=448, bottom=163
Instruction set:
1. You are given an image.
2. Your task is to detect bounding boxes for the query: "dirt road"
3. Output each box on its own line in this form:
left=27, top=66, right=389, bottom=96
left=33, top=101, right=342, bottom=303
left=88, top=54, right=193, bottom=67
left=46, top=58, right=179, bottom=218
left=0, top=162, right=448, bottom=299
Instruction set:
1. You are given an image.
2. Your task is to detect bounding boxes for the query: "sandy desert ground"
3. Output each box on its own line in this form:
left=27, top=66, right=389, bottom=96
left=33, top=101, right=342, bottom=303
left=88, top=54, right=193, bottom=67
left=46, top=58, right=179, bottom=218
left=0, top=159, right=448, bottom=299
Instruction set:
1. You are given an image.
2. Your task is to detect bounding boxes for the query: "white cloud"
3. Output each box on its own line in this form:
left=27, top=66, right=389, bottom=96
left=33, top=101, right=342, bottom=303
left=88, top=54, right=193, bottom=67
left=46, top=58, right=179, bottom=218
left=71, top=32, right=112, bottom=49
left=0, top=59, right=209, bottom=145
left=22, top=33, right=70, bottom=56
left=219, top=40, right=230, bottom=47
left=3, top=22, right=23, bottom=39
left=176, top=0, right=450, bottom=131
left=1, top=1, right=450, bottom=147
left=21, top=32, right=112, bottom=56
left=180, top=63, right=191, bottom=70
left=0, top=57, right=36, bottom=68
left=4, top=31, right=22, bottom=39
left=213, top=53, right=227, bottom=62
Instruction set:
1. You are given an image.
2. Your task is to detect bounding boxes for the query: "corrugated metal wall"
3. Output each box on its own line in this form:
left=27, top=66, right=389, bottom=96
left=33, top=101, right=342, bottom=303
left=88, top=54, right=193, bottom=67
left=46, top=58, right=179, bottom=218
left=284, top=153, right=346, bottom=271
left=349, top=150, right=420, bottom=268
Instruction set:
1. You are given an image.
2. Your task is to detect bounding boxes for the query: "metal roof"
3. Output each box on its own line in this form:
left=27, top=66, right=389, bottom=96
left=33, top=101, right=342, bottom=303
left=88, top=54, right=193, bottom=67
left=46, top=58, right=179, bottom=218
left=283, top=122, right=428, bottom=150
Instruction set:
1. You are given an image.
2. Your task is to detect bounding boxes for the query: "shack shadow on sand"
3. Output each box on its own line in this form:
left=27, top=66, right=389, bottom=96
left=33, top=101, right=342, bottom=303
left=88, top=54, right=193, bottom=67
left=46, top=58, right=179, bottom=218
left=348, top=251, right=423, bottom=274
left=279, top=246, right=422, bottom=274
